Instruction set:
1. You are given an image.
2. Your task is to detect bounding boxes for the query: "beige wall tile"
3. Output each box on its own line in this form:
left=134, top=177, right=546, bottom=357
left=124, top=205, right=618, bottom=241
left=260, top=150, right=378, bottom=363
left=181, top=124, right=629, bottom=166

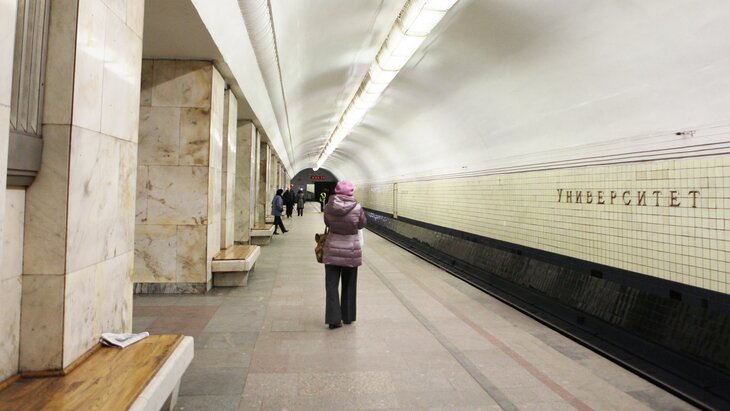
left=135, top=166, right=149, bottom=223
left=178, top=61, right=212, bottom=108
left=41, top=0, right=78, bottom=125
left=66, top=127, right=136, bottom=272
left=140, top=60, right=153, bottom=107
left=126, top=0, right=145, bottom=38
left=134, top=224, right=177, bottom=282
left=138, top=106, right=181, bottom=166
left=151, top=60, right=180, bottom=107
left=24, top=125, right=70, bottom=275
left=100, top=7, right=143, bottom=142
left=176, top=225, right=208, bottom=283
left=72, top=0, right=107, bottom=131
left=63, top=252, right=132, bottom=368
left=179, top=107, right=211, bottom=166
left=2, top=189, right=25, bottom=281
left=146, top=165, right=209, bottom=225
left=19, top=275, right=64, bottom=371
left=0, top=277, right=21, bottom=381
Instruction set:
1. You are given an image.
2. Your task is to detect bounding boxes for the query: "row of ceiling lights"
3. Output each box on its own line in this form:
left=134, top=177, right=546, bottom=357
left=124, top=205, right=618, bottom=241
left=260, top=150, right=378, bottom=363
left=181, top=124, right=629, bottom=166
left=313, top=0, right=459, bottom=171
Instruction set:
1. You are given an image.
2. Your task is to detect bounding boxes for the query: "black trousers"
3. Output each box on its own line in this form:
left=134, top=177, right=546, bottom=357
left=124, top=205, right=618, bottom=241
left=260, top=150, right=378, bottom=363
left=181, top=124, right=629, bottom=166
left=325, top=265, right=357, bottom=325
left=297, top=204, right=303, bottom=216
left=285, top=204, right=293, bottom=217
left=273, top=216, right=286, bottom=233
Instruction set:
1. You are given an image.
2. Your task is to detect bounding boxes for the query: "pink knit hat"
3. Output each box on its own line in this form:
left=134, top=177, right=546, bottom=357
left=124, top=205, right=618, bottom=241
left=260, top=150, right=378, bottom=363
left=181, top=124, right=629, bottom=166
left=334, top=180, right=355, bottom=196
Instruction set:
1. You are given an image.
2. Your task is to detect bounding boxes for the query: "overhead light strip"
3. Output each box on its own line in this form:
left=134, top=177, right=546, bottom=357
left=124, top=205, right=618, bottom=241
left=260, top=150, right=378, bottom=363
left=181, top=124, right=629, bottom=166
left=313, top=0, right=458, bottom=171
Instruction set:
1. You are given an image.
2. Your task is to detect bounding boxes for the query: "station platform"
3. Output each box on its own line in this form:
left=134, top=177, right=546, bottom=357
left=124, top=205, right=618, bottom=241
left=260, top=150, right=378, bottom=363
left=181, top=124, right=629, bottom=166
left=133, top=203, right=694, bottom=410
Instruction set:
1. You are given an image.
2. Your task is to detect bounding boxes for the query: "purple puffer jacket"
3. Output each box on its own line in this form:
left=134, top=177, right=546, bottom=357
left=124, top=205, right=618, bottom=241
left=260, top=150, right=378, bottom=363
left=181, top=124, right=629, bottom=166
left=323, top=194, right=367, bottom=267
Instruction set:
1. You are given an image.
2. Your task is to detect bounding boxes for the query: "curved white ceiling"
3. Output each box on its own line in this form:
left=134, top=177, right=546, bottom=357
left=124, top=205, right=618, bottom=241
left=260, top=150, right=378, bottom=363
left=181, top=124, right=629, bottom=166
left=260, top=0, right=730, bottom=183
left=145, top=0, right=730, bottom=182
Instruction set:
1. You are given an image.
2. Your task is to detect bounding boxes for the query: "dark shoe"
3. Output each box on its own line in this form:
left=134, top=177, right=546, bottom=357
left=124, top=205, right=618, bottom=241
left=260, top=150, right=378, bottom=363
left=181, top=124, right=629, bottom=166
left=328, top=323, right=342, bottom=329
left=283, top=230, right=288, bottom=233
left=343, top=321, right=352, bottom=325
left=273, top=232, right=279, bottom=235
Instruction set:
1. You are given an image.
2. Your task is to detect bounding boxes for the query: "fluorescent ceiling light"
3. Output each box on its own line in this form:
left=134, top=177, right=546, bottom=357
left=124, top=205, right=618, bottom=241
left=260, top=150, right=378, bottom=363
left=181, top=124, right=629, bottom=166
left=315, top=0, right=459, bottom=169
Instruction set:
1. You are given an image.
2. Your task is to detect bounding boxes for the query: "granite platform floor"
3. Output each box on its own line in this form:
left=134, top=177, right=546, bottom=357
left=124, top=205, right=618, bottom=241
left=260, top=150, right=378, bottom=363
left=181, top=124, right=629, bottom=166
left=133, top=202, right=695, bottom=411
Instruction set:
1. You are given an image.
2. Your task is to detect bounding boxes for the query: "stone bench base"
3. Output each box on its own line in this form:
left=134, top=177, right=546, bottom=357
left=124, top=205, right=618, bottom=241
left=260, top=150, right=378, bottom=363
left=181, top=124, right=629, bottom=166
left=250, top=224, right=275, bottom=245
left=212, top=245, right=261, bottom=287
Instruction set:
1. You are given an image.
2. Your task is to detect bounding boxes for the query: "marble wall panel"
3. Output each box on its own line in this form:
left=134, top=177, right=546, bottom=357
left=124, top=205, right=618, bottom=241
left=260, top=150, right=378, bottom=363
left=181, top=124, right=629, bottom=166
left=140, top=60, right=153, bottom=107
left=234, top=122, right=255, bottom=243
left=179, top=107, right=211, bottom=166
left=220, top=91, right=237, bottom=249
left=134, top=224, right=177, bottom=282
left=176, top=225, right=208, bottom=283
left=1, top=0, right=17, bottom=105
left=207, top=169, right=222, bottom=261
left=222, top=172, right=235, bottom=248
left=63, top=252, right=133, bottom=368
left=100, top=6, right=143, bottom=143
left=209, top=68, right=225, bottom=171
left=126, top=0, right=145, bottom=38
left=66, top=127, right=136, bottom=273
left=0, top=277, right=21, bottom=381
left=2, top=189, right=25, bottom=282
left=178, top=61, right=212, bottom=109
left=136, top=166, right=149, bottom=223
left=42, top=0, right=78, bottom=125
left=19, top=275, right=64, bottom=371
left=24, top=125, right=70, bottom=275
left=138, top=106, right=180, bottom=165
left=145, top=165, right=209, bottom=225
left=257, top=142, right=269, bottom=225
left=72, top=0, right=106, bottom=131
left=102, top=0, right=125, bottom=21
left=151, top=60, right=212, bottom=108
left=0, top=189, right=23, bottom=381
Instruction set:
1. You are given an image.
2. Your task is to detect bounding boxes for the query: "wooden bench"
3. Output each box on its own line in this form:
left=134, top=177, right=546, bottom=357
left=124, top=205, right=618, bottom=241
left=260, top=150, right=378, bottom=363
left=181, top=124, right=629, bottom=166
left=0, top=335, right=193, bottom=411
left=250, top=224, right=275, bottom=245
left=212, top=244, right=261, bottom=287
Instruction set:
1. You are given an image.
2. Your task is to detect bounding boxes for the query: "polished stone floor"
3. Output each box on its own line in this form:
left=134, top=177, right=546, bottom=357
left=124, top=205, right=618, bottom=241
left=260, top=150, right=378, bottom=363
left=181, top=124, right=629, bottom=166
left=133, top=202, right=695, bottom=411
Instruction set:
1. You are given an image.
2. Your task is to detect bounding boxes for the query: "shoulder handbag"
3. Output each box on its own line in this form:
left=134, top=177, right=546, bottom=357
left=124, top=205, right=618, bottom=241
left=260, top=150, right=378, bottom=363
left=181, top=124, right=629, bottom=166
left=314, top=226, right=329, bottom=263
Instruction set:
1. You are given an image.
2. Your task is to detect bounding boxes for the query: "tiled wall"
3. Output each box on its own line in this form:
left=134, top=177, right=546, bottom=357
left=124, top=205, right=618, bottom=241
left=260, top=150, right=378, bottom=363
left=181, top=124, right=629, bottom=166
left=21, top=0, right=144, bottom=371
left=135, top=60, right=225, bottom=292
left=360, top=156, right=729, bottom=294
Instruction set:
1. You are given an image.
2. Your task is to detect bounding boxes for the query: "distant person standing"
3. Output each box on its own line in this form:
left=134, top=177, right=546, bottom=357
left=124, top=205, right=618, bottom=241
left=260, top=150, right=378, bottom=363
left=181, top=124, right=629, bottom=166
left=271, top=189, right=288, bottom=234
left=296, top=188, right=305, bottom=216
left=322, top=180, right=367, bottom=329
left=282, top=188, right=294, bottom=218
left=319, top=188, right=328, bottom=212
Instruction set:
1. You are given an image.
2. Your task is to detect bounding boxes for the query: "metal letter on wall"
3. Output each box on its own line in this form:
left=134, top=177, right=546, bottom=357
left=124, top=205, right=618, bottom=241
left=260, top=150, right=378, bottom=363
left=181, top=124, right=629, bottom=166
left=8, top=0, right=49, bottom=187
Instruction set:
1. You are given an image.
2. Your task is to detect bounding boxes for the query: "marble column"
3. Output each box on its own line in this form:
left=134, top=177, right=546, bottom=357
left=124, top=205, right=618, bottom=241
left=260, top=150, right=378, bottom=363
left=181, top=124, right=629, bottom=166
left=0, top=0, right=18, bottom=382
left=134, top=60, right=225, bottom=294
left=257, top=141, right=270, bottom=226
left=20, top=0, right=144, bottom=372
left=220, top=90, right=237, bottom=249
left=234, top=122, right=256, bottom=244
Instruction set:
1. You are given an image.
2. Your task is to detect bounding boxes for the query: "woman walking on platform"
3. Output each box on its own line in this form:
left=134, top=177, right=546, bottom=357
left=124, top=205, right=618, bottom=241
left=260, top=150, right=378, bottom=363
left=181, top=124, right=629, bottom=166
left=271, top=189, right=288, bottom=235
left=322, top=180, right=366, bottom=329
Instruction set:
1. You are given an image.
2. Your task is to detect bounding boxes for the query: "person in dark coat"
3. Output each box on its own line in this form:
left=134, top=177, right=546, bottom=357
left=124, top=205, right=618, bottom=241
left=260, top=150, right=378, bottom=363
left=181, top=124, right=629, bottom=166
left=322, top=180, right=367, bottom=329
left=271, top=189, right=287, bottom=234
left=282, top=188, right=294, bottom=218
left=296, top=188, right=305, bottom=216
